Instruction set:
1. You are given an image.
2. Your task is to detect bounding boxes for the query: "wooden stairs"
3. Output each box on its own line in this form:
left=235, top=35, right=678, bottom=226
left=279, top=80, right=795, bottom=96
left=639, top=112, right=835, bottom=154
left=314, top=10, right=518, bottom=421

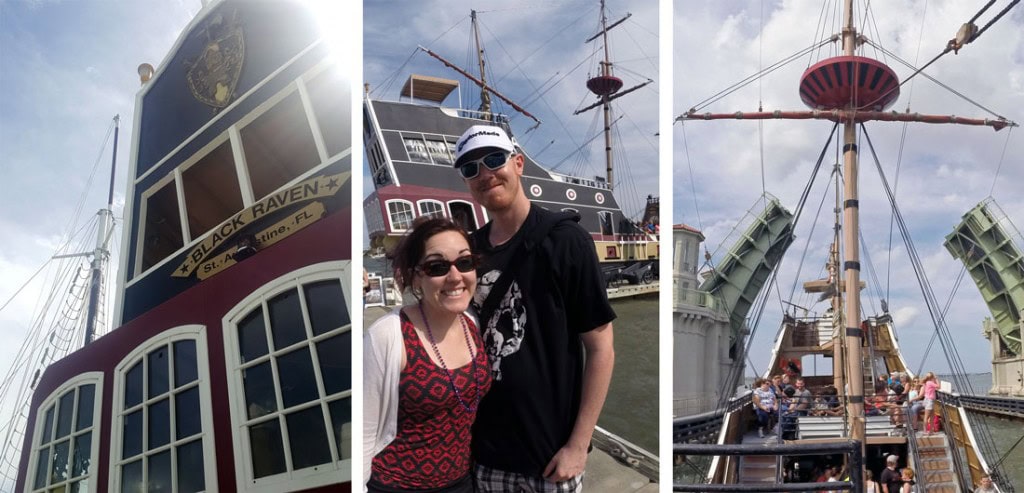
left=738, top=455, right=777, bottom=484
left=914, top=433, right=961, bottom=493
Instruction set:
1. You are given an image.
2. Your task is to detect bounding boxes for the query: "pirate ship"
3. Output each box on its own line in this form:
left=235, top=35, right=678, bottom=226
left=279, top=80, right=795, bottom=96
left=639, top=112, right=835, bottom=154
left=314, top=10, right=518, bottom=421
left=10, top=1, right=353, bottom=491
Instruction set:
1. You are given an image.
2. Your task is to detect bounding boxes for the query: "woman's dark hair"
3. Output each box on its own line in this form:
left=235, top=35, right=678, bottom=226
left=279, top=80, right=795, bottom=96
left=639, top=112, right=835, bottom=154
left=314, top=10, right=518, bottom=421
left=389, top=216, right=472, bottom=291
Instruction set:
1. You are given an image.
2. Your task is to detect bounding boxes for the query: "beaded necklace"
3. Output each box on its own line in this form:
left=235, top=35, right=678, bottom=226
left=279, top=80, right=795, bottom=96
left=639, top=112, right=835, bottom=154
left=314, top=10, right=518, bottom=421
left=418, top=301, right=481, bottom=413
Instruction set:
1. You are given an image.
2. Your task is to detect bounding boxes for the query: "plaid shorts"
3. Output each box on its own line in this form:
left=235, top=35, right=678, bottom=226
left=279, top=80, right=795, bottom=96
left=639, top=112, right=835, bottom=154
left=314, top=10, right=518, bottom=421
left=474, top=463, right=584, bottom=493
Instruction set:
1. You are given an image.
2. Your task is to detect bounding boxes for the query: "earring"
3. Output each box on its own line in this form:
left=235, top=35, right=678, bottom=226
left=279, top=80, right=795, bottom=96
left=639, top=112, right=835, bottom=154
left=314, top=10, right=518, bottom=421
left=412, top=286, right=423, bottom=299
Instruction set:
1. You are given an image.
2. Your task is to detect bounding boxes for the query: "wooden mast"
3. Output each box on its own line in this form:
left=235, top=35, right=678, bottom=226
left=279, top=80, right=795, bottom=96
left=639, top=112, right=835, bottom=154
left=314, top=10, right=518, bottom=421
left=839, top=0, right=867, bottom=450
left=598, top=0, right=614, bottom=190
left=471, top=10, right=492, bottom=116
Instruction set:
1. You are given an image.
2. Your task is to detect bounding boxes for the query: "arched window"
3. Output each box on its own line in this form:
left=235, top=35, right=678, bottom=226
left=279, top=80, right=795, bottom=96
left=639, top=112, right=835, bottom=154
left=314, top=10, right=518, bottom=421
left=109, top=326, right=216, bottom=493
left=447, top=200, right=478, bottom=232
left=27, top=373, right=103, bottom=493
left=223, top=262, right=352, bottom=492
left=417, top=199, right=446, bottom=219
left=386, top=200, right=415, bottom=232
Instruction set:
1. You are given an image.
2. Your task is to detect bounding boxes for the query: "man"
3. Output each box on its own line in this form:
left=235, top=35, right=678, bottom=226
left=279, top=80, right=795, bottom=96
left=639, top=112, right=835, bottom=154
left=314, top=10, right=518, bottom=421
left=453, top=124, right=616, bottom=492
left=880, top=454, right=902, bottom=493
left=792, top=378, right=813, bottom=415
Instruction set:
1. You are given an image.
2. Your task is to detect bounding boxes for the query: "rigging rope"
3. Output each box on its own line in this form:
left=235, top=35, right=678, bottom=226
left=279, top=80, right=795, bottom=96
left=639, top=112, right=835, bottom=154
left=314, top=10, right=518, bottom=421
left=862, top=123, right=1010, bottom=486
left=679, top=123, right=704, bottom=233
left=688, top=38, right=835, bottom=114
left=989, top=126, right=1015, bottom=195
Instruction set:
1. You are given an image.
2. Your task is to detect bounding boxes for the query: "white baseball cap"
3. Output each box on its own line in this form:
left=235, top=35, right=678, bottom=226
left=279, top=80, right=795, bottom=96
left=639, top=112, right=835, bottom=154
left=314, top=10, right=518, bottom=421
left=453, top=125, right=515, bottom=168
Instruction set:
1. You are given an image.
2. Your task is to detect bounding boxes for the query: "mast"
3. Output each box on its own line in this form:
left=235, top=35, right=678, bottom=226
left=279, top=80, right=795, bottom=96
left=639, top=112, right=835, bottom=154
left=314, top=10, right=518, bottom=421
left=838, top=0, right=866, bottom=449
left=577, top=2, right=652, bottom=191
left=598, top=0, right=614, bottom=190
left=83, top=115, right=119, bottom=346
left=471, top=10, right=492, bottom=116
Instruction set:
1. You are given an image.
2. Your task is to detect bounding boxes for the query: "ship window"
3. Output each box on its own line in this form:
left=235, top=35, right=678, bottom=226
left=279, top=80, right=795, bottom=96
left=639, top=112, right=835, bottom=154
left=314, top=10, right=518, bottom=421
left=28, top=373, right=102, bottom=493
left=242, top=91, right=321, bottom=200
left=386, top=200, right=415, bottom=232
left=305, top=65, right=351, bottom=157
left=402, top=136, right=430, bottom=163
left=425, top=139, right=452, bottom=165
left=418, top=200, right=446, bottom=219
left=448, top=201, right=477, bottom=232
left=111, top=327, right=215, bottom=493
left=181, top=140, right=244, bottom=239
left=141, top=180, right=184, bottom=272
left=606, top=246, right=619, bottom=259
left=224, top=264, right=352, bottom=491
left=599, top=211, right=614, bottom=235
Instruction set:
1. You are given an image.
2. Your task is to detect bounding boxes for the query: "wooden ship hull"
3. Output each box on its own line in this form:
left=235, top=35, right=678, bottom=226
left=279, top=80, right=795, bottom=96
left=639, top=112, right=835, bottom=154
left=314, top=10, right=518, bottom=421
left=16, top=1, right=353, bottom=491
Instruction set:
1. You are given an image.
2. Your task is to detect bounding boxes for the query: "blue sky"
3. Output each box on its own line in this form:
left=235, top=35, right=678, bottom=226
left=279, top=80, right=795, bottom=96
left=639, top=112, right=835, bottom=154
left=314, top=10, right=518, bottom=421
left=674, top=0, right=1024, bottom=377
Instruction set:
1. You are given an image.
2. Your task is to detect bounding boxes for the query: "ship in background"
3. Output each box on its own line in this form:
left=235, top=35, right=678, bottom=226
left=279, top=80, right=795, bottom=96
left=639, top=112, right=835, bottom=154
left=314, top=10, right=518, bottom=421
left=362, top=2, right=660, bottom=277
left=674, top=0, right=1021, bottom=490
left=6, top=1, right=353, bottom=491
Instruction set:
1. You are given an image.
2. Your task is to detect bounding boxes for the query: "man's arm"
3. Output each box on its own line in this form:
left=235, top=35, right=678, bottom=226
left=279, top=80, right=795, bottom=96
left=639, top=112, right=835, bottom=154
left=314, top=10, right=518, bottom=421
left=543, top=322, right=615, bottom=482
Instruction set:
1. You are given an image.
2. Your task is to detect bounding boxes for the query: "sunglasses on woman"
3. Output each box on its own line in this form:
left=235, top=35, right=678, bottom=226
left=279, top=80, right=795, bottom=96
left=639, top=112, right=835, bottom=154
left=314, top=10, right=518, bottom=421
left=417, top=254, right=480, bottom=277
left=457, top=151, right=510, bottom=179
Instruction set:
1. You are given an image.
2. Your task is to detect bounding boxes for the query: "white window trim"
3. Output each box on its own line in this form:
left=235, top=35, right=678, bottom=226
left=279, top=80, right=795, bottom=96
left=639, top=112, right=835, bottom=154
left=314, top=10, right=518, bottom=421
left=128, top=58, right=352, bottom=287
left=24, top=372, right=104, bottom=493
left=384, top=199, right=415, bottom=233
left=446, top=200, right=479, bottom=228
left=221, top=261, right=353, bottom=493
left=416, top=199, right=446, bottom=218
left=107, top=325, right=218, bottom=493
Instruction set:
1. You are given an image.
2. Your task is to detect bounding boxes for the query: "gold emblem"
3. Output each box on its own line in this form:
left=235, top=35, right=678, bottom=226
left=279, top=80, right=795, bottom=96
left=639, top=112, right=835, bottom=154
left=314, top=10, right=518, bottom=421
left=185, top=10, right=245, bottom=108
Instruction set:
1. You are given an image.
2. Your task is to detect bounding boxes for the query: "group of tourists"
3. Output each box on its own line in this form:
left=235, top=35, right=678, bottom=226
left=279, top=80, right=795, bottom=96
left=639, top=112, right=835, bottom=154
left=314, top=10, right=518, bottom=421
left=751, top=374, right=815, bottom=438
left=364, top=125, right=615, bottom=493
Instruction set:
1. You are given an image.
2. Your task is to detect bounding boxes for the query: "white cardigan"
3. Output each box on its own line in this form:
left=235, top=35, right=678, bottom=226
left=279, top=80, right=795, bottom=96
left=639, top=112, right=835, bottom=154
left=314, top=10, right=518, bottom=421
left=361, top=307, right=478, bottom=489
left=363, top=308, right=403, bottom=490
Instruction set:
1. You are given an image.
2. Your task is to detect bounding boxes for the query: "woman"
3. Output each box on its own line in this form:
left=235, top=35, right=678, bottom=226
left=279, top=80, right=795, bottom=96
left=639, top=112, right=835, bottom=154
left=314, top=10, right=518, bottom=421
left=921, top=372, right=939, bottom=434
left=753, top=377, right=777, bottom=438
left=364, top=218, right=492, bottom=492
left=900, top=467, right=916, bottom=493
left=864, top=469, right=879, bottom=493
left=906, top=378, right=924, bottom=431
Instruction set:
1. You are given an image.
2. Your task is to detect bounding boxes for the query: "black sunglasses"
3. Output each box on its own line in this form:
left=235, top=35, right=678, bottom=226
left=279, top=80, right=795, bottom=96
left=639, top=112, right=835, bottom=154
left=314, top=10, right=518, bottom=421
left=457, top=151, right=510, bottom=179
left=417, top=254, right=480, bottom=277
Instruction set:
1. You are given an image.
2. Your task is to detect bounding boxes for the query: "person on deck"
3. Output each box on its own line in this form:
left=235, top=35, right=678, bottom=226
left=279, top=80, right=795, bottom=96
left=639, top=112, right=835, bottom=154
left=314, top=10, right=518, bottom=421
left=921, top=372, right=940, bottom=434
left=880, top=454, right=902, bottom=493
left=753, top=378, right=777, bottom=437
left=792, top=378, right=813, bottom=415
left=975, top=475, right=997, bottom=493
left=452, top=124, right=616, bottom=493
left=364, top=217, right=493, bottom=493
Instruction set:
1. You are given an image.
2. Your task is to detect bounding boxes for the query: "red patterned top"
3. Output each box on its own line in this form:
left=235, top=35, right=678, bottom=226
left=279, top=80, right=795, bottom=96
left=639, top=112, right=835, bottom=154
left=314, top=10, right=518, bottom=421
left=371, top=311, right=491, bottom=488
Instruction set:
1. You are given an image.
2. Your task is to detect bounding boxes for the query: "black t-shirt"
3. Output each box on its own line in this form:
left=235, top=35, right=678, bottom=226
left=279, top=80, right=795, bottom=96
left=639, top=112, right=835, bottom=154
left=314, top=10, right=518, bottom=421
left=880, top=467, right=901, bottom=493
left=469, top=205, right=616, bottom=475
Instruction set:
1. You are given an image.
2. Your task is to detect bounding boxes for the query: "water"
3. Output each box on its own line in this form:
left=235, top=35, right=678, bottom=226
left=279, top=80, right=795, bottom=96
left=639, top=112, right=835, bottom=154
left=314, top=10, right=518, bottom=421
left=364, top=257, right=659, bottom=454
left=943, top=373, right=1024, bottom=490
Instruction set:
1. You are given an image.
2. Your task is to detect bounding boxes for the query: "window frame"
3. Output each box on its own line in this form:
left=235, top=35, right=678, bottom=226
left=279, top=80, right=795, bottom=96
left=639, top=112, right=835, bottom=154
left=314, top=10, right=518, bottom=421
left=25, top=372, right=104, bottom=493
left=385, top=199, right=416, bottom=233
left=221, top=261, right=353, bottom=492
left=107, top=325, right=218, bottom=493
left=130, top=58, right=351, bottom=283
left=416, top=199, right=446, bottom=219
left=598, top=211, right=615, bottom=236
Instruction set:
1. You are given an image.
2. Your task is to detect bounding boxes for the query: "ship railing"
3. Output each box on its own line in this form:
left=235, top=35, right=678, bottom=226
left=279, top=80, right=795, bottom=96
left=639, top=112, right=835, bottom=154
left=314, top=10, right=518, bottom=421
left=673, top=392, right=751, bottom=445
left=548, top=171, right=613, bottom=190
left=903, top=402, right=929, bottom=493
left=450, top=107, right=511, bottom=125
left=673, top=441, right=865, bottom=492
